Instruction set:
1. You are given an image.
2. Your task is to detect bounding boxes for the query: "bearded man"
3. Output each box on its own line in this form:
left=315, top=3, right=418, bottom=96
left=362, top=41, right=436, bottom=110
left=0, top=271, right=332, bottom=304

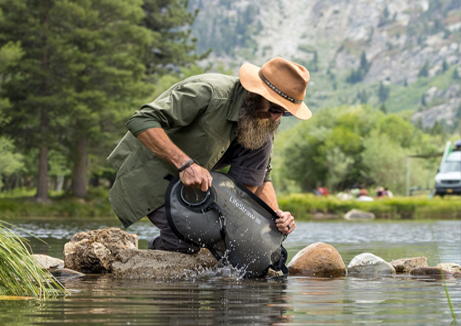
left=107, top=57, right=312, bottom=253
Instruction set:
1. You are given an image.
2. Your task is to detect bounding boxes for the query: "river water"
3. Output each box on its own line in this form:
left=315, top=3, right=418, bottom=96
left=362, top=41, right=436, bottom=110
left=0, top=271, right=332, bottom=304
left=1, top=218, right=460, bottom=325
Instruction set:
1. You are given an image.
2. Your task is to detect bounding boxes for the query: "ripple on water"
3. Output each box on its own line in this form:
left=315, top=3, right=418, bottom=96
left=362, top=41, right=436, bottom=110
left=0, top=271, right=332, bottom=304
left=2, top=219, right=459, bottom=325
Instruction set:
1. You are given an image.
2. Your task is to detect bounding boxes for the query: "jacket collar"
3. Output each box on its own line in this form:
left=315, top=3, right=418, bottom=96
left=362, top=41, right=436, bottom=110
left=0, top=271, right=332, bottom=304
left=226, top=81, right=247, bottom=122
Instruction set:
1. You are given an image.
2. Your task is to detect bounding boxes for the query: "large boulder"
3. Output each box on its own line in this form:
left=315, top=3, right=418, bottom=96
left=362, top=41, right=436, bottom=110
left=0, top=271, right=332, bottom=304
left=347, top=253, right=396, bottom=276
left=112, top=248, right=218, bottom=280
left=63, top=228, right=138, bottom=273
left=391, top=257, right=428, bottom=273
left=287, top=242, right=346, bottom=277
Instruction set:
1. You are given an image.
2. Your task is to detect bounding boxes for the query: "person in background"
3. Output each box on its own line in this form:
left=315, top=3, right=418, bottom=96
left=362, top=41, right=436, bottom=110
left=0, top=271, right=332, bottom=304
left=384, top=187, right=393, bottom=198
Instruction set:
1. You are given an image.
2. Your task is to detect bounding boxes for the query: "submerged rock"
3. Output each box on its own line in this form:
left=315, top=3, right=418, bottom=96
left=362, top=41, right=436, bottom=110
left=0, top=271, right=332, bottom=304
left=287, top=242, right=346, bottom=277
left=391, top=257, right=428, bottom=273
left=347, top=253, right=396, bottom=275
left=112, top=248, right=217, bottom=280
left=436, top=263, right=461, bottom=273
left=410, top=267, right=460, bottom=280
left=52, top=268, right=86, bottom=277
left=344, top=209, right=375, bottom=220
left=63, top=227, right=138, bottom=273
left=32, top=254, right=64, bottom=272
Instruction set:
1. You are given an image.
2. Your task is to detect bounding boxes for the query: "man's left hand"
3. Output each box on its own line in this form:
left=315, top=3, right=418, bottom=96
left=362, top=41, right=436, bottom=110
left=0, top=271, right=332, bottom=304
left=275, top=209, right=295, bottom=235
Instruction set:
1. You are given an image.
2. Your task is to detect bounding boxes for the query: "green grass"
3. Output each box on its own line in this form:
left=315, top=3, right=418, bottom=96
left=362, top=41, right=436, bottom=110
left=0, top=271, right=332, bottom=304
left=0, top=187, right=115, bottom=219
left=1, top=187, right=459, bottom=220
left=278, top=193, right=461, bottom=220
left=0, top=220, right=68, bottom=299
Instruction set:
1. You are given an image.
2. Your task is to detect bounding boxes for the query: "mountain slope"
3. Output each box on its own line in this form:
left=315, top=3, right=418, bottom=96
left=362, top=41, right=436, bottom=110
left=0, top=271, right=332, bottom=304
left=189, top=0, right=460, bottom=130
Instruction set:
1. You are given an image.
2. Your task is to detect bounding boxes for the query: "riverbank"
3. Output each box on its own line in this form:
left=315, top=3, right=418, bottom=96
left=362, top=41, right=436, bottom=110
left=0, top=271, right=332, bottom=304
left=278, top=194, right=461, bottom=220
left=1, top=188, right=460, bottom=220
left=0, top=188, right=115, bottom=219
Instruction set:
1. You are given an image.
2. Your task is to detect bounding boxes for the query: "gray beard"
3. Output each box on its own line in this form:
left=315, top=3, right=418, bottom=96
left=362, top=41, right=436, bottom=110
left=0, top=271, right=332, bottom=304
left=237, top=94, right=281, bottom=150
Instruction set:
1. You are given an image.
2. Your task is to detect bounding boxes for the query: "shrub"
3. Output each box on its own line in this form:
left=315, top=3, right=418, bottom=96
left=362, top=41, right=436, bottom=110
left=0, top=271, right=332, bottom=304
left=278, top=194, right=461, bottom=220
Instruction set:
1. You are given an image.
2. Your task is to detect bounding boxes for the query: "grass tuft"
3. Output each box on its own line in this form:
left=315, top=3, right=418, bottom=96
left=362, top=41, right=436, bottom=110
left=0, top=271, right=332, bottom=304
left=0, top=220, right=68, bottom=299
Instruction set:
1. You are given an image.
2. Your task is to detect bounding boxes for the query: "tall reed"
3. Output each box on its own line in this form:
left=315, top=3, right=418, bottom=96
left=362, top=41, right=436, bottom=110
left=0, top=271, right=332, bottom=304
left=0, top=220, right=68, bottom=299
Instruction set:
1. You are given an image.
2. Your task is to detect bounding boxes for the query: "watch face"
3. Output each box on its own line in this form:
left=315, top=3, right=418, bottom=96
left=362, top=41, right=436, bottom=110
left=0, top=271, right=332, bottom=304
left=180, top=185, right=210, bottom=207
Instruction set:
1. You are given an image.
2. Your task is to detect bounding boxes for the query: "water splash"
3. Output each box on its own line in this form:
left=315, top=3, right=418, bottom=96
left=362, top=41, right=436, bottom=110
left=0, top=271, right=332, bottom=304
left=182, top=253, right=247, bottom=281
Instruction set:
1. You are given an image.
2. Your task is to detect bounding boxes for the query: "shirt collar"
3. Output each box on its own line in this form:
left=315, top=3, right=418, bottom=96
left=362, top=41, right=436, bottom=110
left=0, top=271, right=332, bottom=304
left=226, top=81, right=247, bottom=122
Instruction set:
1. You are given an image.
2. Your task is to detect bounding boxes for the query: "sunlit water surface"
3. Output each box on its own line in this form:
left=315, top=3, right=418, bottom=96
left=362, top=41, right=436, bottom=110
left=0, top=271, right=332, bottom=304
left=1, top=218, right=460, bottom=325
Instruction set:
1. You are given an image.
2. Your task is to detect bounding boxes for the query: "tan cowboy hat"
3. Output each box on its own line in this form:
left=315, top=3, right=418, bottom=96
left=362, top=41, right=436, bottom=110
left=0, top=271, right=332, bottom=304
left=239, top=57, right=312, bottom=120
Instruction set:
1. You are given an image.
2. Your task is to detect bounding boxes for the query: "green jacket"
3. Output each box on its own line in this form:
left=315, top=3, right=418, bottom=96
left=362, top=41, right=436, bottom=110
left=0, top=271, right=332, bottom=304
left=108, top=74, right=267, bottom=228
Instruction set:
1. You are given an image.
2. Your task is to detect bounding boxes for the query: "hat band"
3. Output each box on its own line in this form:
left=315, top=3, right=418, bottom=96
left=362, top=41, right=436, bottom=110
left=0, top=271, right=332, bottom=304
left=258, top=71, right=303, bottom=104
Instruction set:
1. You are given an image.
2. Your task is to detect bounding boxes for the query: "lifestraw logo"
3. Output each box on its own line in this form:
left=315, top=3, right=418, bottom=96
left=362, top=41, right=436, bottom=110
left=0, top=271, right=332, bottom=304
left=229, top=196, right=256, bottom=221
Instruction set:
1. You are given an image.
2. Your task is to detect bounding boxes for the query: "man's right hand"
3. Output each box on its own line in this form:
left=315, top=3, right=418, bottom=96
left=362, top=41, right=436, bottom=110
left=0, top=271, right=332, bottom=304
left=136, top=129, right=212, bottom=191
left=179, top=163, right=212, bottom=192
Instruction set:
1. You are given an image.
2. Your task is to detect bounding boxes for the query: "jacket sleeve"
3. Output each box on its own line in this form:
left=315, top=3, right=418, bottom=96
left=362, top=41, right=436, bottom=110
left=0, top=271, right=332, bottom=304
left=126, top=80, right=213, bottom=136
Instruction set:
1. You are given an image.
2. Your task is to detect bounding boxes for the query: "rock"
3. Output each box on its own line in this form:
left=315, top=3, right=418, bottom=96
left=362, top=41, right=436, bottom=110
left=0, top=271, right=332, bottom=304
left=347, top=253, right=396, bottom=275
left=410, top=267, right=460, bottom=280
left=80, top=242, right=112, bottom=272
left=32, top=254, right=64, bottom=272
left=112, top=248, right=217, bottom=280
left=436, top=263, right=461, bottom=273
left=313, top=212, right=340, bottom=220
left=52, top=268, right=86, bottom=277
left=63, top=228, right=138, bottom=273
left=266, top=268, right=285, bottom=279
left=344, top=209, right=375, bottom=220
left=287, top=242, right=346, bottom=277
left=391, top=257, right=428, bottom=273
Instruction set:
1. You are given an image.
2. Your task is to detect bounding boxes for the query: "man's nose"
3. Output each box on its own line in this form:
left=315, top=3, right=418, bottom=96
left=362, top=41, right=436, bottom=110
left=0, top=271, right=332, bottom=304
left=269, top=112, right=282, bottom=121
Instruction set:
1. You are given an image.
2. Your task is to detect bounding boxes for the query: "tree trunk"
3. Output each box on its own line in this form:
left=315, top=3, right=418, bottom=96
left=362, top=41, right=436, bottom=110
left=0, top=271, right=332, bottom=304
left=35, top=0, right=51, bottom=202
left=72, top=136, right=87, bottom=198
left=35, top=144, right=49, bottom=201
left=56, top=175, right=64, bottom=192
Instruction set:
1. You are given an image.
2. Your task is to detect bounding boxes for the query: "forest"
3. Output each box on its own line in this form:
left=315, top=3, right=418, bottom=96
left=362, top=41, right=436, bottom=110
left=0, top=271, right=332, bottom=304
left=0, top=0, right=458, bottom=205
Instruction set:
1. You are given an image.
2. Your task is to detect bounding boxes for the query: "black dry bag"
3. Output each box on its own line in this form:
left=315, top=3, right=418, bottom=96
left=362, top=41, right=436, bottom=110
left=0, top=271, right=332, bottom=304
left=165, top=172, right=288, bottom=278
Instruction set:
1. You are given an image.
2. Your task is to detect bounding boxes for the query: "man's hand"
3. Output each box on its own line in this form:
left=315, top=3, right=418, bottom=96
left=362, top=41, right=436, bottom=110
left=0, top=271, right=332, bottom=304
left=275, top=209, right=295, bottom=235
left=179, top=163, right=212, bottom=192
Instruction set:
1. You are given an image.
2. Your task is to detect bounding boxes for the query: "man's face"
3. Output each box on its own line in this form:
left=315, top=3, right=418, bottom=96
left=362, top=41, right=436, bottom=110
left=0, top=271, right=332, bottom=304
left=256, top=97, right=286, bottom=122
left=237, top=93, right=282, bottom=150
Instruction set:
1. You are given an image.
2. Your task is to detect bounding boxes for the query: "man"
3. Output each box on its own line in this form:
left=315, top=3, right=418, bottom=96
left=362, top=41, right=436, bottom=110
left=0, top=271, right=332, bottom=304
left=107, top=57, right=312, bottom=253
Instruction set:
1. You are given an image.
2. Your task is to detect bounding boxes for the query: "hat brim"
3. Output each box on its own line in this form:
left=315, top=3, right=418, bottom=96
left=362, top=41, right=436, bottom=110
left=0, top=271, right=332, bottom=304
left=239, top=63, right=312, bottom=120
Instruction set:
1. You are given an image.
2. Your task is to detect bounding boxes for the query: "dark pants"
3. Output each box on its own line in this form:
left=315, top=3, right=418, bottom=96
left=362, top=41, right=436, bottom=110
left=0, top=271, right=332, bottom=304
left=147, top=206, right=201, bottom=253
left=147, top=137, right=273, bottom=253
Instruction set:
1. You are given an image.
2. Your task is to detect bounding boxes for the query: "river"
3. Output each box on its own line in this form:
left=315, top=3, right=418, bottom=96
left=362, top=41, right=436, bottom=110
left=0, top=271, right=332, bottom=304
left=1, top=218, right=460, bottom=325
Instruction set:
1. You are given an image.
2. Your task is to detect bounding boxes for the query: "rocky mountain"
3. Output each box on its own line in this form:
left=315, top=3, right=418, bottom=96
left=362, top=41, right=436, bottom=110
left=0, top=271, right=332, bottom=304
left=188, top=0, right=460, bottom=129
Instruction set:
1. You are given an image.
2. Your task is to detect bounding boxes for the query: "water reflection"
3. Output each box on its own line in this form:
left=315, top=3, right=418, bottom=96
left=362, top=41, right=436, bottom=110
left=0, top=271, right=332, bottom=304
left=48, top=276, right=292, bottom=325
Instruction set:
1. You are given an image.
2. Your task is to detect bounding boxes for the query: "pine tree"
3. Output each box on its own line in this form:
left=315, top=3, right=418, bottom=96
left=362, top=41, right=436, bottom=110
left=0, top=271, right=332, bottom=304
left=0, top=0, right=58, bottom=201
left=0, top=0, right=154, bottom=198
left=418, top=61, right=429, bottom=78
left=142, top=0, right=208, bottom=78
left=51, top=0, right=155, bottom=198
left=442, top=60, right=448, bottom=72
left=360, top=51, right=369, bottom=71
left=378, top=81, right=390, bottom=103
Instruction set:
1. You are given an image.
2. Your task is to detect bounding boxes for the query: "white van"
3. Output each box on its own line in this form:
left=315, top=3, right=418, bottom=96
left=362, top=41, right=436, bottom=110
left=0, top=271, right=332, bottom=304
left=434, top=139, right=461, bottom=196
